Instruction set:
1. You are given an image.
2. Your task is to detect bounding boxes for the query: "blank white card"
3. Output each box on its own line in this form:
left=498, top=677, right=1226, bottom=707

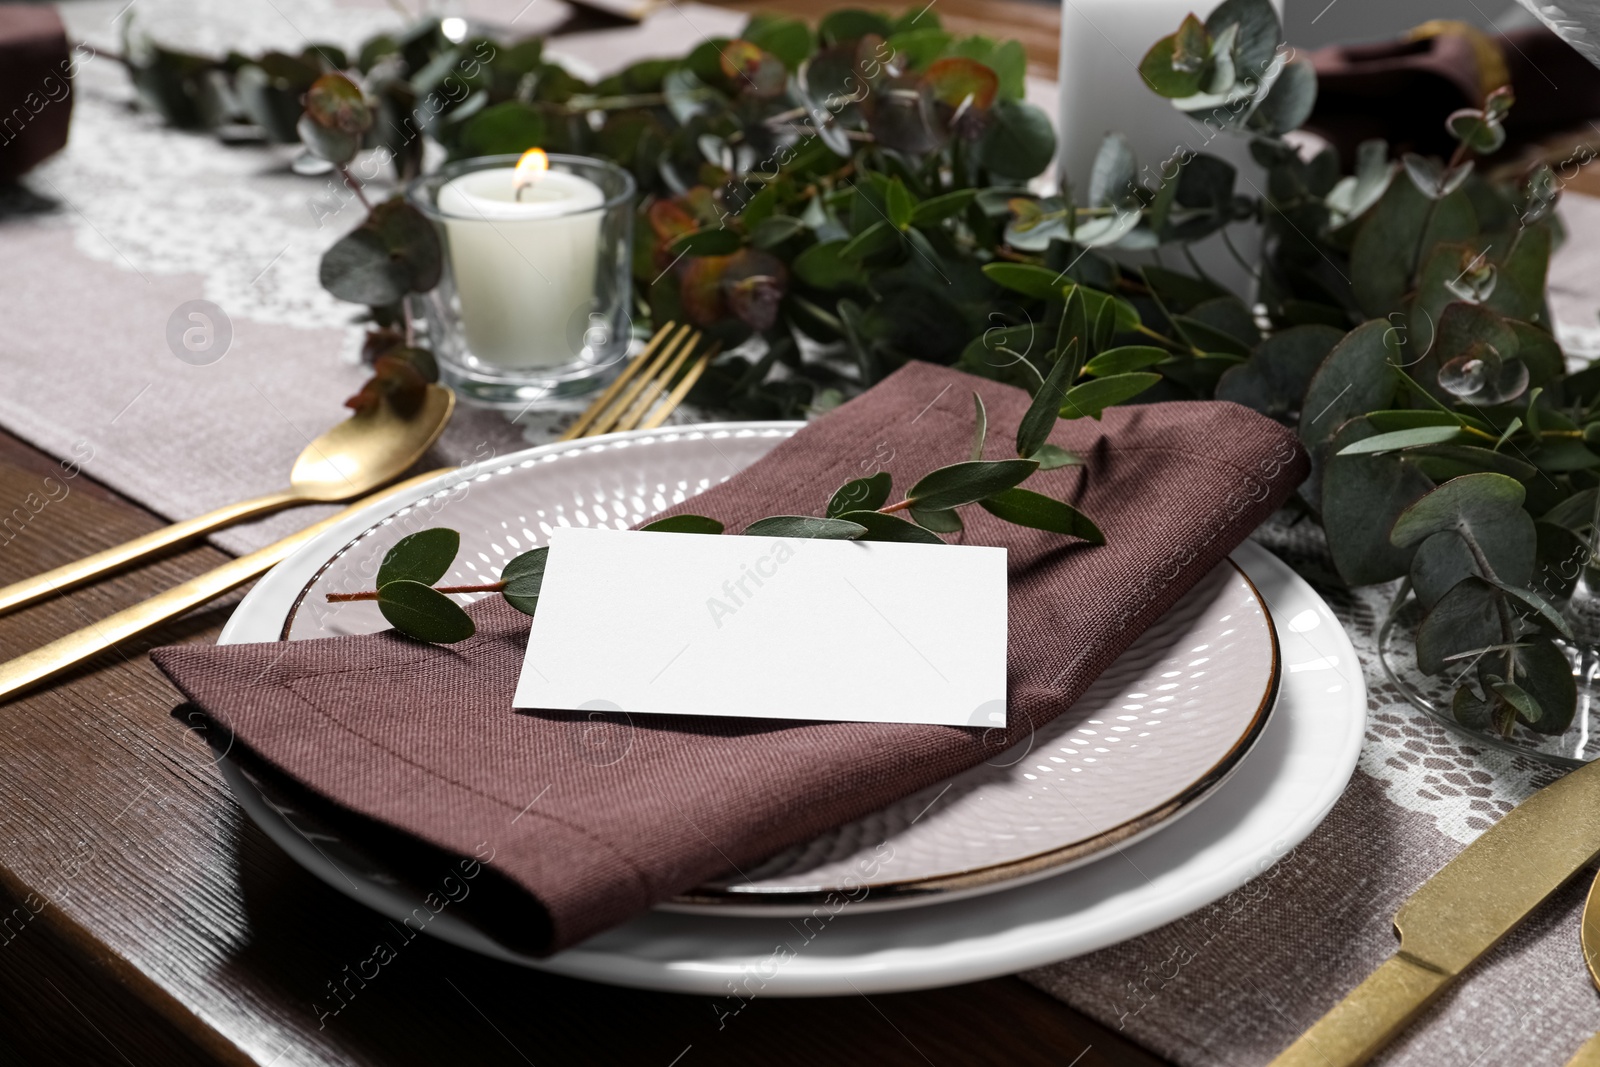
left=513, top=527, right=1008, bottom=727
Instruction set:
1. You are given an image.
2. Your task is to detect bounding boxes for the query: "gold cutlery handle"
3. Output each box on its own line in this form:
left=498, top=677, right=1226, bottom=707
left=1269, top=955, right=1451, bottom=1067
left=1567, top=1033, right=1600, bottom=1066
left=0, top=489, right=301, bottom=618
left=0, top=470, right=449, bottom=704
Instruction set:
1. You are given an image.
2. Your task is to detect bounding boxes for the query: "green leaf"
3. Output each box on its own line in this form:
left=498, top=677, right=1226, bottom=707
left=982, top=262, right=1067, bottom=300
left=838, top=510, right=945, bottom=543
left=975, top=98, right=1056, bottom=180
left=640, top=514, right=725, bottom=534
left=1031, top=443, right=1084, bottom=470
left=1248, top=58, right=1315, bottom=135
left=1065, top=284, right=1141, bottom=333
left=1016, top=338, right=1078, bottom=457
left=1214, top=324, right=1343, bottom=421
left=742, top=13, right=813, bottom=68
left=1298, top=320, right=1401, bottom=449
left=1415, top=575, right=1501, bottom=674
left=1083, top=346, right=1167, bottom=376
left=970, top=392, right=988, bottom=461
left=1514, top=637, right=1577, bottom=734
left=750, top=215, right=807, bottom=249
left=1205, top=0, right=1281, bottom=74
left=885, top=178, right=914, bottom=230
left=1335, top=425, right=1466, bottom=454
left=1493, top=580, right=1573, bottom=639
left=1491, top=678, right=1543, bottom=727
left=457, top=100, right=547, bottom=158
left=1409, top=526, right=1532, bottom=610
left=793, top=240, right=867, bottom=290
left=826, top=471, right=892, bottom=518
left=1060, top=372, right=1160, bottom=420
left=910, top=507, right=963, bottom=532
left=743, top=515, right=866, bottom=539
left=1138, top=31, right=1205, bottom=99
left=377, top=528, right=459, bottom=589
left=670, top=228, right=743, bottom=256
left=377, top=580, right=476, bottom=643
left=1320, top=418, right=1434, bottom=585
left=979, top=488, right=1105, bottom=543
left=1390, top=472, right=1528, bottom=549
left=906, top=459, right=1038, bottom=511
left=500, top=546, right=548, bottom=616
left=911, top=188, right=977, bottom=225
left=840, top=219, right=897, bottom=260
left=818, top=9, right=893, bottom=44
left=1540, top=488, right=1596, bottom=531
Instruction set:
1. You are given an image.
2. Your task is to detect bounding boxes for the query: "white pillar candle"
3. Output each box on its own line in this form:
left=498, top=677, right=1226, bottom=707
left=1057, top=0, right=1284, bottom=297
left=436, top=156, right=605, bottom=369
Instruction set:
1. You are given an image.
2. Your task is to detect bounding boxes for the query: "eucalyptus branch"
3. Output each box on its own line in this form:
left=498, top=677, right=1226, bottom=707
left=328, top=391, right=1103, bottom=643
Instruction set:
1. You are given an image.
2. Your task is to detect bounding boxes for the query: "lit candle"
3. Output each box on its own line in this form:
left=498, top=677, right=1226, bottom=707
left=435, top=149, right=605, bottom=369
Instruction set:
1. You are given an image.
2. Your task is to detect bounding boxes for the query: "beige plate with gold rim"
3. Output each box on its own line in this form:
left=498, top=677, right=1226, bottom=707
left=217, top=422, right=1282, bottom=916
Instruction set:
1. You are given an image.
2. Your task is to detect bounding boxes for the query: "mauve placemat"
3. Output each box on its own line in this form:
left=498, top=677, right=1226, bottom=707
left=152, top=361, right=1307, bottom=953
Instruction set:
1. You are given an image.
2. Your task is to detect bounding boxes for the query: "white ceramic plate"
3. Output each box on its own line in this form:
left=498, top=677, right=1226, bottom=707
left=232, top=423, right=1277, bottom=911
left=217, top=423, right=1364, bottom=994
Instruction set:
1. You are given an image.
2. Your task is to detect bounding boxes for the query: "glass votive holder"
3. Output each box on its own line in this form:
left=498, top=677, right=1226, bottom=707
left=406, top=153, right=636, bottom=409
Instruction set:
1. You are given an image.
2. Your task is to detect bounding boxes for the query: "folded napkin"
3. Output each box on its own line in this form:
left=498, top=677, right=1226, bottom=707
left=0, top=6, right=73, bottom=182
left=155, top=361, right=1308, bottom=954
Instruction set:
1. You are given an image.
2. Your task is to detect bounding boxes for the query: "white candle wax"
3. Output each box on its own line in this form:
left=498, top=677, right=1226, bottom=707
left=436, top=166, right=606, bottom=369
left=1057, top=0, right=1283, bottom=296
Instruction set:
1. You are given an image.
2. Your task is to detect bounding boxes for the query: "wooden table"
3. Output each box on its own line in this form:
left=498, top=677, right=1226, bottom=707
left=0, top=0, right=1174, bottom=1056
left=0, top=438, right=1170, bottom=1067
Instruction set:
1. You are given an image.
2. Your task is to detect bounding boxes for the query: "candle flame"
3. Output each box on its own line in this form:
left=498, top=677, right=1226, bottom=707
left=513, top=148, right=549, bottom=199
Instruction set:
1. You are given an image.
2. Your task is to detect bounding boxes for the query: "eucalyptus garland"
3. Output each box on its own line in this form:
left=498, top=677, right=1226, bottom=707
left=327, top=381, right=1099, bottom=641
left=119, top=0, right=1598, bottom=739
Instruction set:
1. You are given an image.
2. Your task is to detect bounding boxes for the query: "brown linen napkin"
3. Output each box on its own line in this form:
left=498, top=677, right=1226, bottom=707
left=154, top=361, right=1308, bottom=954
left=0, top=6, right=74, bottom=183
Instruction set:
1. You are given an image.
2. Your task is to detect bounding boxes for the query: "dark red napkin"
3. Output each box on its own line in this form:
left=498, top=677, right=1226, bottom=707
left=0, top=6, right=73, bottom=183
left=155, top=362, right=1307, bottom=954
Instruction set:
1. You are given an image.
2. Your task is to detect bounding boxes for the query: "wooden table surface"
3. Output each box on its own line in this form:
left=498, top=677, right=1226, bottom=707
left=0, top=5, right=1173, bottom=1064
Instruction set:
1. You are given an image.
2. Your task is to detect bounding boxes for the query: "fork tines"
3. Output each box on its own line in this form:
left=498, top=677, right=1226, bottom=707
left=558, top=322, right=713, bottom=441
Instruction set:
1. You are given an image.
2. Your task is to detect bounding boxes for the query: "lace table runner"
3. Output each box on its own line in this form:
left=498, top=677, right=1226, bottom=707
left=6, top=1, right=1600, bottom=1063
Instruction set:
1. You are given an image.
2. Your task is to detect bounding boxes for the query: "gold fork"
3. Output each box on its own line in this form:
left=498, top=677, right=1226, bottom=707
left=0, top=322, right=712, bottom=704
left=560, top=322, right=712, bottom=440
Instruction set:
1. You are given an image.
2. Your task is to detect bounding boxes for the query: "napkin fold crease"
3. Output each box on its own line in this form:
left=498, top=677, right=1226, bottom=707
left=155, top=361, right=1308, bottom=954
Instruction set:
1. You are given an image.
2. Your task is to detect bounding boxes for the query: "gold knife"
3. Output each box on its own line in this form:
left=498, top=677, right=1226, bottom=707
left=0, top=466, right=455, bottom=704
left=1562, top=870, right=1600, bottom=1066
left=1271, top=757, right=1600, bottom=1066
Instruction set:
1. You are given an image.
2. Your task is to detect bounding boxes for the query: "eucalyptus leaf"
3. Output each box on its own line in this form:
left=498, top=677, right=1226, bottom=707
left=500, top=545, right=548, bottom=615
left=1415, top=575, right=1502, bottom=674
left=1060, top=372, right=1160, bottom=421
left=377, top=528, right=459, bottom=588
left=910, top=507, right=964, bottom=533
left=979, top=488, right=1105, bottom=543
left=1016, top=338, right=1077, bottom=457
left=1083, top=346, right=1167, bottom=376
left=1335, top=425, right=1466, bottom=455
left=1031, top=443, right=1085, bottom=469
left=743, top=515, right=866, bottom=539
left=906, top=459, right=1038, bottom=511
left=839, top=510, right=946, bottom=543
left=377, top=580, right=476, bottom=643
left=826, top=471, right=892, bottom=517
left=970, top=391, right=988, bottom=461
left=639, top=514, right=726, bottom=534
left=1514, top=637, right=1578, bottom=733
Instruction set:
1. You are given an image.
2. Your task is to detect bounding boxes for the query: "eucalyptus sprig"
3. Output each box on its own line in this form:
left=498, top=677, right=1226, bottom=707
left=327, top=390, right=1102, bottom=642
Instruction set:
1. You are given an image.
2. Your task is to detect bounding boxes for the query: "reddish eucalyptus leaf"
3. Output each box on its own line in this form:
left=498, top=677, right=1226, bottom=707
left=648, top=198, right=698, bottom=243
left=723, top=248, right=788, bottom=331
left=305, top=72, right=372, bottom=134
left=924, top=57, right=998, bottom=112
left=680, top=254, right=733, bottom=326
left=719, top=39, right=788, bottom=96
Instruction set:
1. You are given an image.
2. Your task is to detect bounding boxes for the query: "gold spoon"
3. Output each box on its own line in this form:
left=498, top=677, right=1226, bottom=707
left=0, top=385, right=454, bottom=618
